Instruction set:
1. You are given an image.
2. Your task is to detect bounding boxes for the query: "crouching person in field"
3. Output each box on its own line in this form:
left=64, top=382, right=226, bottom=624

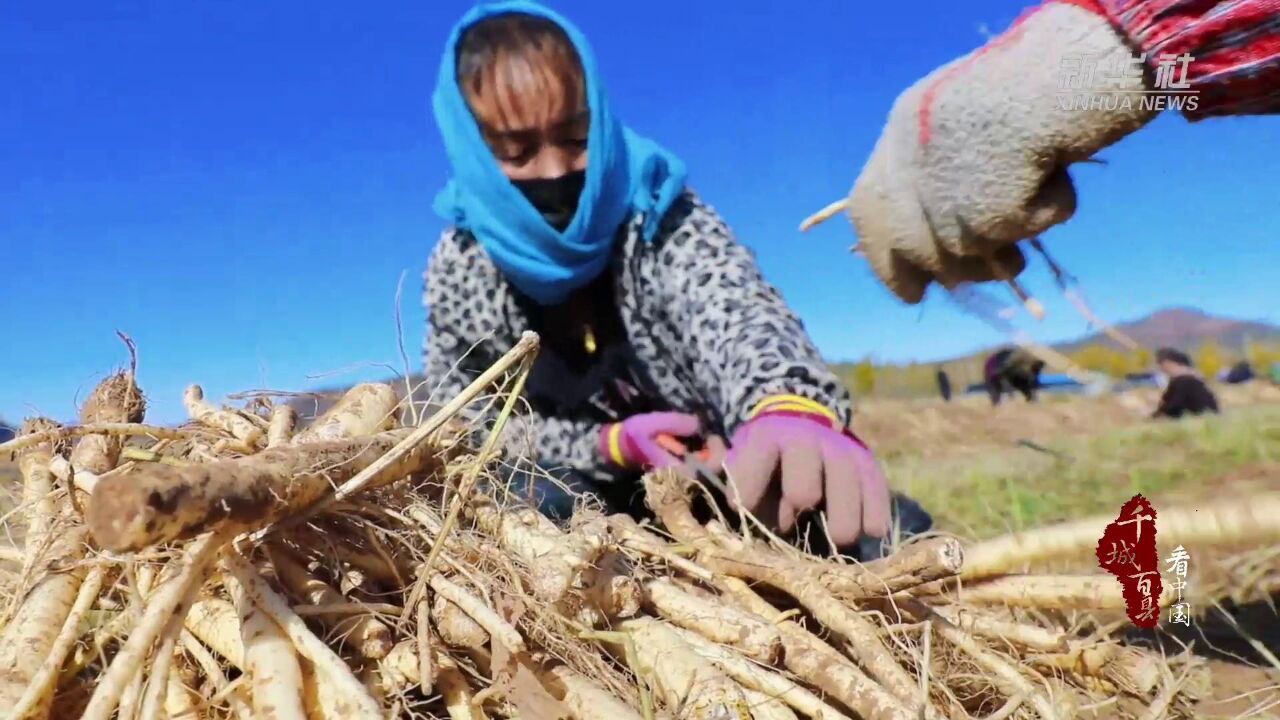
left=420, top=1, right=930, bottom=558
left=1152, top=348, right=1219, bottom=420
left=983, top=347, right=1045, bottom=406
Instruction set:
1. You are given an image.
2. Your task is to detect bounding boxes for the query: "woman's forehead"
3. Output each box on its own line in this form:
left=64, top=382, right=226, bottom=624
left=464, top=47, right=585, bottom=134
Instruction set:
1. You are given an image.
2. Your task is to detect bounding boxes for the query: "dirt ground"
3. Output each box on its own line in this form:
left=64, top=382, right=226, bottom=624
left=1201, top=661, right=1280, bottom=718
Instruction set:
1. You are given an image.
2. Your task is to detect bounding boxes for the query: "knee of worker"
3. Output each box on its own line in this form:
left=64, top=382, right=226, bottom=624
left=889, top=493, right=933, bottom=537
left=500, top=464, right=597, bottom=523
left=856, top=492, right=935, bottom=561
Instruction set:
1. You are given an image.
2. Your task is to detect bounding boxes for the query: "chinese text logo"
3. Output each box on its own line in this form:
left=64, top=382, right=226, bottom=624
left=1057, top=52, right=1199, bottom=113
left=1096, top=494, right=1162, bottom=628
left=1166, top=545, right=1192, bottom=626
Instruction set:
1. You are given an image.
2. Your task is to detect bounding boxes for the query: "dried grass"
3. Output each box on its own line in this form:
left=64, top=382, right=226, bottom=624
left=0, top=333, right=1270, bottom=719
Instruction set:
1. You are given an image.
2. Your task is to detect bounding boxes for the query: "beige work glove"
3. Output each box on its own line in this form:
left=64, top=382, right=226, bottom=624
left=849, top=1, right=1157, bottom=303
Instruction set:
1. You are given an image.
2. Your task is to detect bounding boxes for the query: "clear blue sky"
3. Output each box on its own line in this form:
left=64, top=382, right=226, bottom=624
left=3, top=1, right=1276, bottom=425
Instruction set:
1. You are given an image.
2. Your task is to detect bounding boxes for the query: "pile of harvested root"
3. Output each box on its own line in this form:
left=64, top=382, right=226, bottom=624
left=2, top=331, right=1277, bottom=720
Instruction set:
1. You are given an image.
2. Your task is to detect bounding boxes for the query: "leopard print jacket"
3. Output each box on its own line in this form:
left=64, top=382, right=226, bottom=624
left=422, top=189, right=854, bottom=484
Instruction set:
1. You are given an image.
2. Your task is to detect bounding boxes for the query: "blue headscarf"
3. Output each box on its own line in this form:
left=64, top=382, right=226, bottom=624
left=431, top=0, right=687, bottom=306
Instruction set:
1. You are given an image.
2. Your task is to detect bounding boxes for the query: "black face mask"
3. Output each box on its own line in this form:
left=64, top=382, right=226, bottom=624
left=512, top=170, right=586, bottom=232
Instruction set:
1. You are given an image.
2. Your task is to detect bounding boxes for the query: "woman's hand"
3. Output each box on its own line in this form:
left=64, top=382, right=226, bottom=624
left=598, top=412, right=701, bottom=470
left=723, top=397, right=891, bottom=548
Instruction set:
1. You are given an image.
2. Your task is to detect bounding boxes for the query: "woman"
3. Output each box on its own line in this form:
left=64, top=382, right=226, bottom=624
left=983, top=347, right=1045, bottom=406
left=423, top=1, right=928, bottom=555
left=1151, top=348, right=1219, bottom=420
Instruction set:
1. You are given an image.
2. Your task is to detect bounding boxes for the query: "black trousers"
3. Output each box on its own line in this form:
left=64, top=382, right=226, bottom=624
left=506, top=465, right=935, bottom=563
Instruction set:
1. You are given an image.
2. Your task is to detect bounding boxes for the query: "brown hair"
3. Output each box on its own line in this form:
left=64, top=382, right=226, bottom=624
left=1156, top=347, right=1192, bottom=367
left=455, top=13, right=585, bottom=126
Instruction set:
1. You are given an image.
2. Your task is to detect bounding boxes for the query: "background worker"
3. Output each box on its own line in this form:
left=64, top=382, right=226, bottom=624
left=422, top=1, right=930, bottom=557
left=936, top=366, right=953, bottom=402
left=983, top=347, right=1046, bottom=406
left=1151, top=348, right=1220, bottom=419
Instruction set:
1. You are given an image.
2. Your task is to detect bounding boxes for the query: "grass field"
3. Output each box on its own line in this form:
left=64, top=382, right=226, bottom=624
left=883, top=402, right=1279, bottom=541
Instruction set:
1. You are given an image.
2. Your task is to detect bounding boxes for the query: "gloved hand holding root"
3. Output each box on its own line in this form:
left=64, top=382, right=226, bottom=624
left=723, top=395, right=891, bottom=548
left=818, top=0, right=1280, bottom=303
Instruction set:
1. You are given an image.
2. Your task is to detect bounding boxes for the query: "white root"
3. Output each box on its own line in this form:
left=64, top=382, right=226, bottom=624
left=48, top=455, right=100, bottom=495
left=223, top=549, right=382, bottom=720
left=163, top=662, right=199, bottom=720
left=610, top=514, right=715, bottom=583
left=668, top=623, right=853, bottom=720
left=80, top=530, right=229, bottom=720
left=645, top=469, right=927, bottom=719
left=468, top=499, right=605, bottom=603
left=742, top=687, right=801, bottom=720
left=436, top=652, right=487, bottom=720
left=1029, top=643, right=1161, bottom=697
left=427, top=573, right=525, bottom=654
left=931, top=575, right=1162, bottom=610
left=301, top=660, right=361, bottom=720
left=230, top=563, right=308, bottom=720
left=614, top=617, right=753, bottom=720
left=138, top=601, right=190, bottom=720
left=0, top=423, right=89, bottom=716
left=799, top=198, right=849, bottom=232
left=291, top=383, right=398, bottom=444
left=267, top=405, right=298, bottom=448
left=644, top=577, right=783, bottom=664
left=821, top=536, right=965, bottom=597
left=180, top=630, right=253, bottom=720
left=184, top=384, right=264, bottom=447
left=7, top=565, right=104, bottom=720
left=377, top=640, right=422, bottom=696
left=433, top=593, right=490, bottom=650
left=928, top=609, right=1067, bottom=720
left=417, top=600, right=435, bottom=696
left=118, top=665, right=144, bottom=720
left=543, top=665, right=644, bottom=720
left=298, top=331, right=537, bottom=528
left=269, top=546, right=392, bottom=660
left=0, top=423, right=189, bottom=456
left=928, top=605, right=1066, bottom=652
left=583, top=552, right=643, bottom=621
left=186, top=597, right=246, bottom=668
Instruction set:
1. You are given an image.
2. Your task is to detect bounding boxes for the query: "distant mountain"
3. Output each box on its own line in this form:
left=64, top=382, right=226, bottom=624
left=1053, top=307, right=1280, bottom=353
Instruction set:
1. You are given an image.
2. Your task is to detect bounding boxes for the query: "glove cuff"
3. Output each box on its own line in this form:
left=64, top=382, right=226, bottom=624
left=598, top=422, right=639, bottom=469
left=748, top=393, right=840, bottom=423
left=747, top=394, right=869, bottom=450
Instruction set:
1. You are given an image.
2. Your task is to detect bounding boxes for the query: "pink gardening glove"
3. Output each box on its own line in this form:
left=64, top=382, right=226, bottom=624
left=723, top=395, right=891, bottom=547
left=598, top=412, right=701, bottom=470
left=844, top=0, right=1157, bottom=303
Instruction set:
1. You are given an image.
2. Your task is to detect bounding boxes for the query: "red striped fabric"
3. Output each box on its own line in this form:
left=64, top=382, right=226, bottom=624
left=1095, top=0, right=1280, bottom=118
